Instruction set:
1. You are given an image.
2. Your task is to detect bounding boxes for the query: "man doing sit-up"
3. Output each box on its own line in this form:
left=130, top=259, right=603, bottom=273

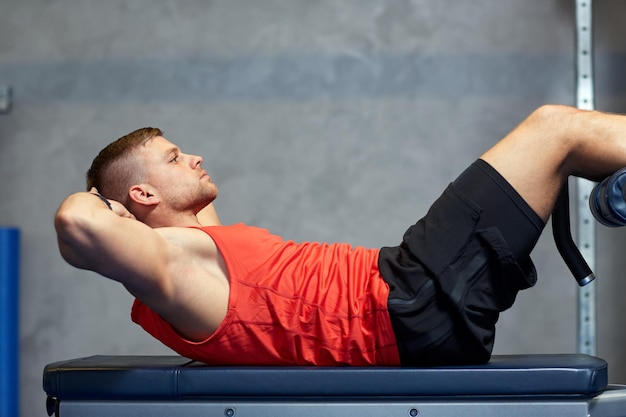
left=55, top=105, right=626, bottom=366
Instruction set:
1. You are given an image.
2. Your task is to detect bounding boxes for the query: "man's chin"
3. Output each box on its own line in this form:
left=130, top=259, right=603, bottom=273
left=208, top=188, right=218, bottom=203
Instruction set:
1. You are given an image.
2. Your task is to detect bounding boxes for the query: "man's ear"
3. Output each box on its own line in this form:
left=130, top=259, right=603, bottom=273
left=128, top=184, right=160, bottom=207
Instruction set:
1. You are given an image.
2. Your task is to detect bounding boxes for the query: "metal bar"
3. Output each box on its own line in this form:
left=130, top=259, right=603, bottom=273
left=552, top=187, right=594, bottom=286
left=57, top=400, right=592, bottom=417
left=575, top=0, right=597, bottom=355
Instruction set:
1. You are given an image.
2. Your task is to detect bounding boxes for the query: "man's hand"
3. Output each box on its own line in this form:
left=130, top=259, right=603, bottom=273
left=89, top=188, right=136, bottom=220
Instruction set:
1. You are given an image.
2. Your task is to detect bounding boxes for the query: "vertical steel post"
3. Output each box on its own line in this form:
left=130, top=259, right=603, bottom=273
left=575, top=0, right=597, bottom=355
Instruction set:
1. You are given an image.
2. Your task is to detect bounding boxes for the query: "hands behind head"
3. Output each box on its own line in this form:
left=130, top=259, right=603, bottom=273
left=90, top=188, right=136, bottom=220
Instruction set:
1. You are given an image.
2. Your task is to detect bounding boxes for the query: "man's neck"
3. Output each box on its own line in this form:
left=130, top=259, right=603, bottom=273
left=143, top=212, right=203, bottom=229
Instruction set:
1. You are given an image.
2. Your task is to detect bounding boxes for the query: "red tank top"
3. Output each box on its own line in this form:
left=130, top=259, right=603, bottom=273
left=131, top=224, right=400, bottom=365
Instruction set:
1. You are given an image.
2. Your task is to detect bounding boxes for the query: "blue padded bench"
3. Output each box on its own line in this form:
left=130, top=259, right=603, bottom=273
left=43, top=354, right=626, bottom=417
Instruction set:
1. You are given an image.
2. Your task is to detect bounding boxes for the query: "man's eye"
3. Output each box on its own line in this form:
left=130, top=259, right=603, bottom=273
left=170, top=155, right=179, bottom=163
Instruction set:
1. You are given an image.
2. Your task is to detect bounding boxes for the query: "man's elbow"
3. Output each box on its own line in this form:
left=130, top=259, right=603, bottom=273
left=54, top=205, right=82, bottom=244
left=54, top=206, right=94, bottom=269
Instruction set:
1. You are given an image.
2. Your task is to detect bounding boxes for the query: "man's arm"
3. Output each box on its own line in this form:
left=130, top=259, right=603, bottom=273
left=54, top=191, right=172, bottom=299
left=55, top=190, right=230, bottom=341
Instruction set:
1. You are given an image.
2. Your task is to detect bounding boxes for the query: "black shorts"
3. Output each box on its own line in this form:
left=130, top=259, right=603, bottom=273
left=378, top=159, right=544, bottom=366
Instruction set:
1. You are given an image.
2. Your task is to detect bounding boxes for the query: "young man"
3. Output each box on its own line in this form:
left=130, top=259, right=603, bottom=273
left=55, top=104, right=626, bottom=366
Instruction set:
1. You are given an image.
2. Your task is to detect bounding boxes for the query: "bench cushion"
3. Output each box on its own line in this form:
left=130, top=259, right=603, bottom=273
left=43, top=354, right=608, bottom=400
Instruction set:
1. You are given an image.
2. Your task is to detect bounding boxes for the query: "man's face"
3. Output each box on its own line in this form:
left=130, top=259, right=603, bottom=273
left=138, top=135, right=218, bottom=212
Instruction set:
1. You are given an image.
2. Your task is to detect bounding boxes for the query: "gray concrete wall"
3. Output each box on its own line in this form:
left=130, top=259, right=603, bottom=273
left=1, top=1, right=626, bottom=415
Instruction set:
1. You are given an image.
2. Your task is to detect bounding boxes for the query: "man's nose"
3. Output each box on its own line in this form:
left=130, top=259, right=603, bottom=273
left=187, top=153, right=203, bottom=167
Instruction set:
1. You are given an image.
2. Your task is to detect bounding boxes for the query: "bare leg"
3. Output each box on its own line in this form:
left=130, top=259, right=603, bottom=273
left=481, top=104, right=626, bottom=222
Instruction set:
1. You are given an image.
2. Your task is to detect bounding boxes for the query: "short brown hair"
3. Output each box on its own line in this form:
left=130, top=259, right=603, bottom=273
left=86, top=127, right=162, bottom=206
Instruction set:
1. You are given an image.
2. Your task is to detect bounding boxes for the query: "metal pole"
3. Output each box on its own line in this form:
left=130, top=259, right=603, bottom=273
left=574, top=0, right=597, bottom=355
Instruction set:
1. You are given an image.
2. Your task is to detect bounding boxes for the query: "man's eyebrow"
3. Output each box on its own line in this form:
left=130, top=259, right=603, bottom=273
left=164, top=146, right=181, bottom=159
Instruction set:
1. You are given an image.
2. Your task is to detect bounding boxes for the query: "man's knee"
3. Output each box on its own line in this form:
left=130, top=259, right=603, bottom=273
left=525, top=104, right=580, bottom=130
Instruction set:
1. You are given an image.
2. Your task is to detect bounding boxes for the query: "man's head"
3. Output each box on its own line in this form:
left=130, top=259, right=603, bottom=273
left=86, top=128, right=217, bottom=226
left=86, top=127, right=162, bottom=207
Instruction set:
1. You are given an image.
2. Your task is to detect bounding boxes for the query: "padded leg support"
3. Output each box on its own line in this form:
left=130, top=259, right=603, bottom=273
left=590, top=168, right=626, bottom=227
